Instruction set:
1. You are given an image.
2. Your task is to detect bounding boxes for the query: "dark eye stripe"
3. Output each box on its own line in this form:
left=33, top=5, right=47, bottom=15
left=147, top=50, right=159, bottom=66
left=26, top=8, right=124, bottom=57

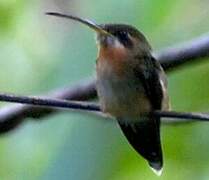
left=116, top=31, right=133, bottom=48
left=117, top=31, right=128, bottom=40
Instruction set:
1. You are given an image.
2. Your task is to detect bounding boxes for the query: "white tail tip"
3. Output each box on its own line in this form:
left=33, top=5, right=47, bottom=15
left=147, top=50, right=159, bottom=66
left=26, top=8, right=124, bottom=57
left=149, top=161, right=163, bottom=176
left=150, top=166, right=163, bottom=176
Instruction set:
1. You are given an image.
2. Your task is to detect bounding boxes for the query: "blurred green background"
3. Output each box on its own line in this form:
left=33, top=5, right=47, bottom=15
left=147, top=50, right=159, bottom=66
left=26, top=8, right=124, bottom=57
left=0, top=0, right=209, bottom=179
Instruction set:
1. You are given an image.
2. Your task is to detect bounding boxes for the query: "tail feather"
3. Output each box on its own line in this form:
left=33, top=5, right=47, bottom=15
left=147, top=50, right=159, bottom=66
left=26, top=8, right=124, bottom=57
left=118, top=116, right=163, bottom=175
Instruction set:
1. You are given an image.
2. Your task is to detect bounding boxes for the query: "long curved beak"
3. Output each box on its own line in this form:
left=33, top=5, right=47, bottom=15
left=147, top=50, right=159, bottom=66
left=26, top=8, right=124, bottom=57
left=46, top=12, right=112, bottom=36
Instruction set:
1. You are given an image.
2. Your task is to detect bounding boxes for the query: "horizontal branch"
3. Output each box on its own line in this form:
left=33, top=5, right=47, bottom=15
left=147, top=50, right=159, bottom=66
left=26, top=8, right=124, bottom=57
left=0, top=80, right=96, bottom=133
left=154, top=111, right=209, bottom=122
left=0, top=33, right=209, bottom=133
left=0, top=93, right=100, bottom=112
left=0, top=93, right=209, bottom=123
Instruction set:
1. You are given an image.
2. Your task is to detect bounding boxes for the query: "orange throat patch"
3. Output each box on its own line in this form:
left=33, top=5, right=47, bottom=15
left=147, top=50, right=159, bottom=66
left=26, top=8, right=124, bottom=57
left=97, top=45, right=129, bottom=76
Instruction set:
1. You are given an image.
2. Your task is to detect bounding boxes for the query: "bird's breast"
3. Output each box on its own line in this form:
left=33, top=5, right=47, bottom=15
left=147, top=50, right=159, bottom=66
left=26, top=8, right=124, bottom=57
left=97, top=45, right=129, bottom=77
left=96, top=53, right=151, bottom=119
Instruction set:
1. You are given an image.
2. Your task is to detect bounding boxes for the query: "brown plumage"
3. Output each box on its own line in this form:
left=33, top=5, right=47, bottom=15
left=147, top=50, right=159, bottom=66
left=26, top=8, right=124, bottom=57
left=46, top=12, right=170, bottom=175
left=96, top=24, right=169, bottom=175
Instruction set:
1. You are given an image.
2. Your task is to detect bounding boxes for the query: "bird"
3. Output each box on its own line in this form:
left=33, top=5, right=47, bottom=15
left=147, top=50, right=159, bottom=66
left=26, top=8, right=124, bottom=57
left=46, top=12, right=170, bottom=176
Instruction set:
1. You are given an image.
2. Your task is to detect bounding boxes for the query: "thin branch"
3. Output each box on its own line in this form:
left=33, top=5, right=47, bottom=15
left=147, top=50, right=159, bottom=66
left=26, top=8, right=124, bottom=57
left=154, top=111, right=209, bottom=122
left=0, top=93, right=100, bottom=112
left=0, top=33, right=209, bottom=133
left=0, top=93, right=208, bottom=123
left=0, top=80, right=96, bottom=133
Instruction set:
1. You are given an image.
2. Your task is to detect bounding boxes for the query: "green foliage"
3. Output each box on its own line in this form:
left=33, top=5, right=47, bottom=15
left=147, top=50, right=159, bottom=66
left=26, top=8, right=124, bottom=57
left=0, top=0, right=209, bottom=179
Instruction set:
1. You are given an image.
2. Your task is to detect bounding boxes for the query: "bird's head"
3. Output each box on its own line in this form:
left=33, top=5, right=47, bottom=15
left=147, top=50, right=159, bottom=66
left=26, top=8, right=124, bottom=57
left=46, top=12, right=152, bottom=60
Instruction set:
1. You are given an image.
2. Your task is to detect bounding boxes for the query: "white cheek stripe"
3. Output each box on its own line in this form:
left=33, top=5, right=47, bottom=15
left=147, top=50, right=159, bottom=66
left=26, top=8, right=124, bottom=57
left=114, top=39, right=124, bottom=49
left=96, top=35, right=125, bottom=49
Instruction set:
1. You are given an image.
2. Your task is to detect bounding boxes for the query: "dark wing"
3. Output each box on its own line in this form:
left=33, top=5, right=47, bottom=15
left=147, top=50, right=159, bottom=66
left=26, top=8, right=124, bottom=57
left=118, top=56, right=165, bottom=174
left=133, top=55, right=164, bottom=110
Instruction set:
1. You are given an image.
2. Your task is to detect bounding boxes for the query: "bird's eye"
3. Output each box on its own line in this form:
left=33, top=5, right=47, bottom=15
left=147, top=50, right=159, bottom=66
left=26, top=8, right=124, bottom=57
left=117, top=31, right=129, bottom=42
left=116, top=31, right=133, bottom=48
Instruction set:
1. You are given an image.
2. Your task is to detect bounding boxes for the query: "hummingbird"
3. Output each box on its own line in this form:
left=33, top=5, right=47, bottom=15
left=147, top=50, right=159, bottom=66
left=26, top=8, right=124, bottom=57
left=46, top=12, right=170, bottom=176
